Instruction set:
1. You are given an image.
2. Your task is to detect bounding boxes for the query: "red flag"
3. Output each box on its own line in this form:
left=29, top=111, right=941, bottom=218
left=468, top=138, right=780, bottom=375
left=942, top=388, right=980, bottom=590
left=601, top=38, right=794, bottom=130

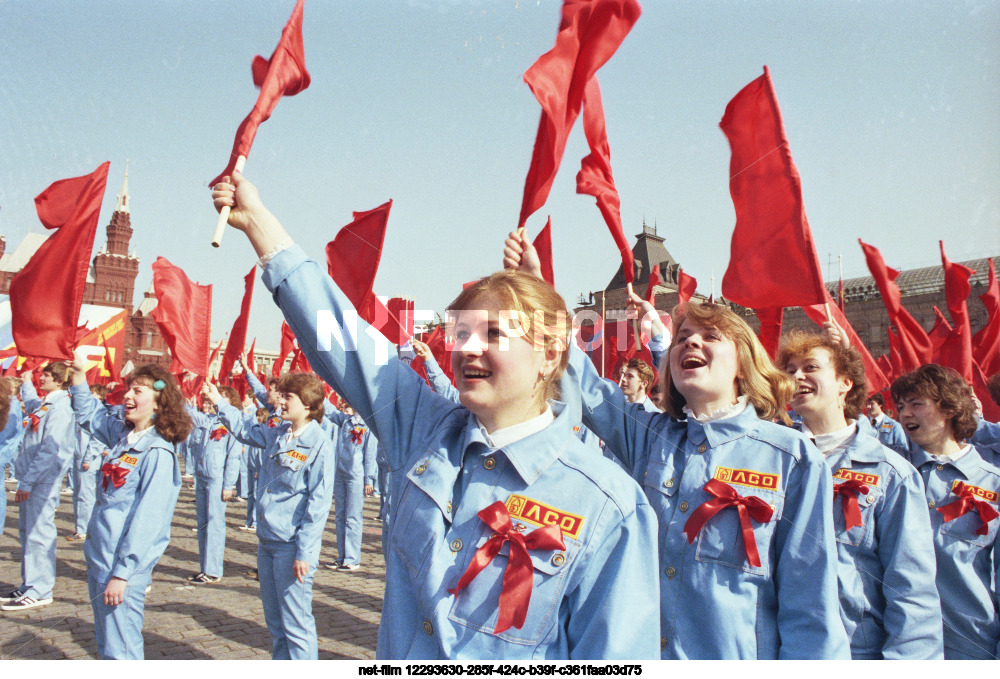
left=151, top=257, right=212, bottom=376
left=972, top=259, right=1000, bottom=377
left=10, top=162, right=110, bottom=360
left=643, top=261, right=662, bottom=304
left=936, top=241, right=976, bottom=383
left=410, top=325, right=455, bottom=387
left=209, top=0, right=310, bottom=187
left=875, top=355, right=895, bottom=385
left=858, top=239, right=932, bottom=371
left=677, top=268, right=697, bottom=306
left=576, top=77, right=635, bottom=283
left=273, top=321, right=296, bottom=377
left=290, top=346, right=312, bottom=374
left=101, top=337, right=121, bottom=384
left=519, top=0, right=641, bottom=230
left=177, top=372, right=204, bottom=401
left=386, top=298, right=415, bottom=343
left=207, top=338, right=224, bottom=373
left=325, top=200, right=408, bottom=344
left=755, top=307, right=784, bottom=361
left=720, top=67, right=827, bottom=309
left=929, top=307, right=953, bottom=354
left=218, top=266, right=256, bottom=380
left=973, top=363, right=1000, bottom=423
left=802, top=294, right=890, bottom=395
left=533, top=218, right=555, bottom=286
left=245, top=337, right=257, bottom=375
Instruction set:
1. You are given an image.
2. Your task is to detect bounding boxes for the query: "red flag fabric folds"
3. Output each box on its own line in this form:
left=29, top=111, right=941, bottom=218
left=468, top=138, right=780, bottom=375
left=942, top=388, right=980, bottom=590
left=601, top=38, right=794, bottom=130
left=519, top=0, right=641, bottom=230
left=101, top=337, right=121, bottom=384
left=755, top=307, right=784, bottom=361
left=802, top=294, right=890, bottom=395
left=643, top=261, right=661, bottom=304
left=218, top=266, right=257, bottom=381
left=936, top=242, right=976, bottom=383
left=410, top=325, right=455, bottom=387
left=209, top=0, right=310, bottom=187
left=533, top=218, right=555, bottom=286
left=10, top=161, right=110, bottom=360
left=972, top=259, right=1000, bottom=377
left=720, top=67, right=827, bottom=309
left=677, top=268, right=697, bottom=306
left=386, top=298, right=415, bottom=344
left=245, top=337, right=257, bottom=376
left=273, top=321, right=296, bottom=377
left=859, top=239, right=932, bottom=372
left=151, top=257, right=212, bottom=376
left=929, top=307, right=953, bottom=355
left=576, top=77, right=635, bottom=283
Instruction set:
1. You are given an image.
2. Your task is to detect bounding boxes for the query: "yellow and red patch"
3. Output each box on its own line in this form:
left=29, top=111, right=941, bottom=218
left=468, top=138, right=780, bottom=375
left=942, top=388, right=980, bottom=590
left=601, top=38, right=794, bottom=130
left=713, top=466, right=780, bottom=491
left=120, top=454, right=138, bottom=466
left=505, top=494, right=584, bottom=540
left=835, top=469, right=880, bottom=486
left=286, top=450, right=308, bottom=463
left=953, top=480, right=998, bottom=503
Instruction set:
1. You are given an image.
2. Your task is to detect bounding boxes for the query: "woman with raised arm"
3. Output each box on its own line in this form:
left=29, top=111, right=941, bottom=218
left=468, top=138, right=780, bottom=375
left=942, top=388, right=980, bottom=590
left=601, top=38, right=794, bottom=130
left=65, top=355, right=192, bottom=659
left=778, top=330, right=942, bottom=658
left=502, top=232, right=849, bottom=659
left=212, top=172, right=659, bottom=660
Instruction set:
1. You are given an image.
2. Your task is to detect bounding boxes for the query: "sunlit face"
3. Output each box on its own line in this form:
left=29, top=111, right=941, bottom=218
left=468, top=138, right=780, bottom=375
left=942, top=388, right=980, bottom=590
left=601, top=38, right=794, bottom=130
left=450, top=292, right=556, bottom=432
left=266, top=382, right=280, bottom=407
left=279, top=391, right=308, bottom=426
left=896, top=394, right=955, bottom=450
left=200, top=399, right=215, bottom=414
left=619, top=368, right=647, bottom=401
left=669, top=319, right=740, bottom=412
left=785, top=347, right=851, bottom=419
left=38, top=371, right=60, bottom=393
left=865, top=400, right=883, bottom=418
left=123, top=382, right=158, bottom=428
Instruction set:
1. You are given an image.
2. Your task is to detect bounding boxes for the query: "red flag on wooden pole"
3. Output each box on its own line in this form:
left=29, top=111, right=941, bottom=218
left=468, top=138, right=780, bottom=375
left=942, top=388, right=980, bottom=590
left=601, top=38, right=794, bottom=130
left=10, top=161, right=110, bottom=360
left=677, top=268, right=697, bottom=306
left=273, top=321, right=296, bottom=377
left=218, top=266, right=256, bottom=380
left=643, top=260, right=661, bottom=304
left=972, top=259, right=1000, bottom=377
left=151, top=257, right=212, bottom=376
left=936, top=241, right=976, bottom=383
left=533, top=217, right=555, bottom=286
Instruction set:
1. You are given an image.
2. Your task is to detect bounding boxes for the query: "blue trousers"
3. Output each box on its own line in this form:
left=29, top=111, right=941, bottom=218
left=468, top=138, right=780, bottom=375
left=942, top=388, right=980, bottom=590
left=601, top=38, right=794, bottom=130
left=236, top=451, right=249, bottom=499
left=195, top=477, right=226, bottom=577
left=73, top=463, right=102, bottom=536
left=377, top=462, right=388, bottom=520
left=88, top=570, right=151, bottom=659
left=334, top=474, right=363, bottom=566
left=257, top=539, right=317, bottom=659
left=17, top=481, right=60, bottom=600
left=245, top=471, right=257, bottom=528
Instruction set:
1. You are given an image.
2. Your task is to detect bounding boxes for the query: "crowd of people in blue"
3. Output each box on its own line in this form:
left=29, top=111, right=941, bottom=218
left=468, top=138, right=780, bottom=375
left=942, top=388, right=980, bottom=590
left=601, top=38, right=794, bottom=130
left=1, top=171, right=999, bottom=661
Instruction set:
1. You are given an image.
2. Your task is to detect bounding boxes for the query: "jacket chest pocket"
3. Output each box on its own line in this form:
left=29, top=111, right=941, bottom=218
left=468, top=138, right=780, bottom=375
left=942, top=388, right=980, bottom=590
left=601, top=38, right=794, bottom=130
left=271, top=451, right=306, bottom=491
left=389, top=453, right=454, bottom=579
left=939, top=503, right=1000, bottom=549
left=833, top=484, right=879, bottom=548
left=694, top=486, right=784, bottom=577
left=643, top=459, right=679, bottom=523
left=448, top=537, right=579, bottom=646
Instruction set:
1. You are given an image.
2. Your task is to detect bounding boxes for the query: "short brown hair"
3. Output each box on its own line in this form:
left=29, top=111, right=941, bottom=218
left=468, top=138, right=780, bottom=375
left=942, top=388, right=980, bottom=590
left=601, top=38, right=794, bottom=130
left=663, top=301, right=793, bottom=421
left=777, top=330, right=868, bottom=421
left=276, top=372, right=325, bottom=423
left=890, top=364, right=978, bottom=441
left=625, top=358, right=655, bottom=392
left=987, top=373, right=1000, bottom=408
left=129, top=365, right=193, bottom=444
left=217, top=385, right=241, bottom=408
left=90, top=384, right=109, bottom=399
left=867, top=392, right=885, bottom=408
left=43, top=362, right=71, bottom=389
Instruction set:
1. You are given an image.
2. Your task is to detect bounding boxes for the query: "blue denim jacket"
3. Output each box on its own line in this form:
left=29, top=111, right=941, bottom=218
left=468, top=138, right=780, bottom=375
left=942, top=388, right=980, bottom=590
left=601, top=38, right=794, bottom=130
left=565, top=341, right=850, bottom=659
left=327, top=410, right=378, bottom=484
left=260, top=245, right=660, bottom=660
left=821, top=429, right=942, bottom=658
left=16, top=384, right=76, bottom=492
left=902, top=442, right=1000, bottom=658
left=863, top=414, right=909, bottom=455
left=70, top=384, right=181, bottom=582
left=186, top=406, right=242, bottom=486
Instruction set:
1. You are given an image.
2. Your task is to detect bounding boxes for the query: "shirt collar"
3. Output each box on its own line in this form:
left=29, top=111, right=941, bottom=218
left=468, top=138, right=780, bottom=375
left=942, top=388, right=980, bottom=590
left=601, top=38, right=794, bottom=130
left=476, top=406, right=555, bottom=450
left=682, top=395, right=749, bottom=424
left=811, top=421, right=859, bottom=456
left=911, top=442, right=981, bottom=478
left=126, top=426, right=153, bottom=447
left=462, top=401, right=568, bottom=485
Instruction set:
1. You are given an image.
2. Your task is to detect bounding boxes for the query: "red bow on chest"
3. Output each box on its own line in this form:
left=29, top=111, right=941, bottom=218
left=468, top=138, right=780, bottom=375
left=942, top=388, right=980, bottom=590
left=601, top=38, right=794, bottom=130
left=25, top=413, right=40, bottom=431
left=449, top=501, right=566, bottom=635
left=209, top=426, right=228, bottom=441
left=833, top=478, right=870, bottom=530
left=349, top=427, right=365, bottom=445
left=683, top=478, right=774, bottom=568
left=267, top=417, right=280, bottom=428
left=938, top=482, right=1000, bottom=535
left=100, top=462, right=130, bottom=490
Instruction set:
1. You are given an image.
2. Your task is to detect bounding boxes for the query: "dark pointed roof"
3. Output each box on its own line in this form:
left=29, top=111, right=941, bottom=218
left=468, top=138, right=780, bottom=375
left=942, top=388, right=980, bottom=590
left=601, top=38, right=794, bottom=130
left=605, top=221, right=679, bottom=291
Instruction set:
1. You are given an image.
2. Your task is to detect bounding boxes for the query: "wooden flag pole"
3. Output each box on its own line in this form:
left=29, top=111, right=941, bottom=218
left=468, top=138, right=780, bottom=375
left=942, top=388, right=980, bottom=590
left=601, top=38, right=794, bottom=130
left=824, top=302, right=832, bottom=323
left=212, top=155, right=247, bottom=248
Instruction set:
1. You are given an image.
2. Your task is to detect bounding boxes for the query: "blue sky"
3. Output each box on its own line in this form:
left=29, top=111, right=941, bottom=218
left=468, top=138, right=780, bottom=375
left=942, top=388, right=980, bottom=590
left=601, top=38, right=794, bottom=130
left=1, top=0, right=998, bottom=351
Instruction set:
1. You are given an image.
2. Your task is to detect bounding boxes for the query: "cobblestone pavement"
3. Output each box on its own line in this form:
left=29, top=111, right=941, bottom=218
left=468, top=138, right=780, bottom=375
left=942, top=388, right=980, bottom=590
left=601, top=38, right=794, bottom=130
left=0, top=478, right=386, bottom=659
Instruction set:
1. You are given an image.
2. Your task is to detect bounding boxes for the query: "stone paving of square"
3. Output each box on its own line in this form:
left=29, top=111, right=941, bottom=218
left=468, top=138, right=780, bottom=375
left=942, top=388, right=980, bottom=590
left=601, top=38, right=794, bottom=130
left=0, top=478, right=385, bottom=660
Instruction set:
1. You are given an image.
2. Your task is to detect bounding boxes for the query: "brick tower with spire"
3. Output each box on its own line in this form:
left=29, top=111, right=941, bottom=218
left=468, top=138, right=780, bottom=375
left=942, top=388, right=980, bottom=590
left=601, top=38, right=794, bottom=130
left=83, top=162, right=140, bottom=311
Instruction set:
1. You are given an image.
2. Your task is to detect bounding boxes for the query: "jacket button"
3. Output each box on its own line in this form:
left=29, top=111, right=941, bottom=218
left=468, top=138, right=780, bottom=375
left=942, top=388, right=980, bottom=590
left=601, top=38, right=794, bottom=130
left=551, top=553, right=566, bottom=567
left=664, top=478, right=674, bottom=488
left=660, top=636, right=667, bottom=651
left=697, top=444, right=707, bottom=454
left=928, top=501, right=936, bottom=509
left=415, top=464, right=427, bottom=475
left=664, top=566, right=676, bottom=579
left=422, top=620, right=433, bottom=636
left=935, top=464, right=944, bottom=471
left=483, top=457, right=496, bottom=470
left=450, top=539, right=463, bottom=552
left=679, top=501, right=689, bottom=512
left=866, top=494, right=876, bottom=505
left=446, top=501, right=452, bottom=514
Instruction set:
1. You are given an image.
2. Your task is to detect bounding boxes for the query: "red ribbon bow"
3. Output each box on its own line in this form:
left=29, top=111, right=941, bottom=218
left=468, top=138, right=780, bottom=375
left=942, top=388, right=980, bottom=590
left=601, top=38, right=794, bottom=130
left=683, top=478, right=774, bottom=568
left=267, top=417, right=280, bottom=428
left=100, top=462, right=130, bottom=490
left=209, top=427, right=228, bottom=441
left=449, top=501, right=566, bottom=634
left=349, top=427, right=364, bottom=445
left=937, top=482, right=1000, bottom=536
left=25, top=413, right=40, bottom=431
left=833, top=479, right=870, bottom=530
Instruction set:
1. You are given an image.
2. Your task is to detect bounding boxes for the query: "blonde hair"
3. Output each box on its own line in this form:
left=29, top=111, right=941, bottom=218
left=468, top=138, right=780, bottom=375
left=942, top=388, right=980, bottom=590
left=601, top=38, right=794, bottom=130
left=447, top=270, right=571, bottom=401
left=663, top=302, right=793, bottom=421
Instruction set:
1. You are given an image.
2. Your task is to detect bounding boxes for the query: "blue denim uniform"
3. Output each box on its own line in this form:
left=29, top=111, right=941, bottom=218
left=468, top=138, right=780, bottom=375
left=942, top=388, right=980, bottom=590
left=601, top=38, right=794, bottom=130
left=326, top=410, right=377, bottom=566
left=245, top=371, right=278, bottom=415
left=901, top=442, right=1000, bottom=659
left=187, top=407, right=242, bottom=578
left=216, top=403, right=334, bottom=659
left=69, top=383, right=181, bottom=659
left=865, top=413, right=909, bottom=455
left=245, top=443, right=262, bottom=528
left=15, top=384, right=76, bottom=601
left=0, top=403, right=24, bottom=532
left=818, top=427, right=942, bottom=658
left=73, top=424, right=106, bottom=536
left=565, top=341, right=850, bottom=659
left=262, top=246, right=660, bottom=660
